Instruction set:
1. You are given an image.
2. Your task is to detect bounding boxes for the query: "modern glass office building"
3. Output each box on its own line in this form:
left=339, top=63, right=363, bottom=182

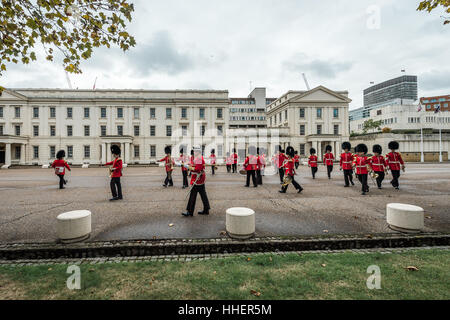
left=364, top=75, right=418, bottom=107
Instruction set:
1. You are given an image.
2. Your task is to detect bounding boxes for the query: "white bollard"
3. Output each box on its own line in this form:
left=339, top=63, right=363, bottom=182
left=387, top=203, right=424, bottom=233
left=1, top=164, right=10, bottom=169
left=226, top=207, right=255, bottom=239
left=123, top=163, right=128, bottom=168
left=82, top=164, right=89, bottom=169
left=42, top=164, right=49, bottom=169
left=57, top=210, right=92, bottom=243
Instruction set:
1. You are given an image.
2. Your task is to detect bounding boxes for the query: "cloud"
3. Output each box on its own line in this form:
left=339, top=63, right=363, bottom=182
left=282, top=53, right=353, bottom=79
left=420, top=70, right=450, bottom=91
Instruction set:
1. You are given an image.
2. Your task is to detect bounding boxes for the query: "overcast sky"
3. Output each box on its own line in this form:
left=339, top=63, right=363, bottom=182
left=2, top=0, right=449, bottom=110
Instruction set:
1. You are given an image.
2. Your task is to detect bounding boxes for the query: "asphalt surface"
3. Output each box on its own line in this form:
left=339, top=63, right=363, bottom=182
left=0, top=163, right=449, bottom=244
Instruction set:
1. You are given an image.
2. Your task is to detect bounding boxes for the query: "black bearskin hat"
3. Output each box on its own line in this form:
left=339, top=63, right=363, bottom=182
left=190, top=149, right=194, bottom=156
left=281, top=149, right=285, bottom=154
left=165, top=146, right=172, bottom=154
left=179, top=147, right=184, bottom=154
left=355, top=144, right=368, bottom=154
left=325, top=145, right=332, bottom=152
left=310, top=148, right=316, bottom=155
left=388, top=141, right=400, bottom=150
left=56, top=150, right=65, bottom=159
left=295, top=150, right=298, bottom=155
left=111, top=145, right=121, bottom=156
left=248, top=146, right=256, bottom=155
left=286, top=146, right=295, bottom=158
left=277, top=145, right=282, bottom=152
left=233, top=148, right=236, bottom=153
left=342, top=142, right=352, bottom=151
left=373, top=144, right=383, bottom=154
left=211, top=149, right=215, bottom=154
left=257, top=148, right=260, bottom=155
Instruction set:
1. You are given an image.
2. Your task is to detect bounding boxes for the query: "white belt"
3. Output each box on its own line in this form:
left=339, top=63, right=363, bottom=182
left=310, top=161, right=317, bottom=163
left=356, top=166, right=367, bottom=168
left=390, top=161, right=400, bottom=164
left=342, top=161, right=352, bottom=164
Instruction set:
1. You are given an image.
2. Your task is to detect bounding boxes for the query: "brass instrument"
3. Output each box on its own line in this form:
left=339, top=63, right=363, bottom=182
left=370, top=170, right=379, bottom=179
left=281, top=175, right=292, bottom=188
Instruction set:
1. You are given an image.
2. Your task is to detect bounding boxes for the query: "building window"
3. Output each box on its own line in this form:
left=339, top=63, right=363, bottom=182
left=150, top=145, right=156, bottom=157
left=50, top=146, right=56, bottom=159
left=150, top=126, right=156, bottom=137
left=134, top=107, right=140, bottom=119
left=218, top=145, right=223, bottom=157
left=200, top=108, right=205, bottom=119
left=15, top=125, right=21, bottom=136
left=84, top=145, right=90, bottom=159
left=182, top=125, right=188, bottom=136
left=84, top=125, right=90, bottom=137
left=117, top=107, right=123, bottom=118
left=317, top=108, right=322, bottom=119
left=33, top=125, right=39, bottom=137
left=50, top=125, right=56, bottom=137
left=299, top=125, right=305, bottom=136
left=317, top=125, right=322, bottom=135
left=50, top=107, right=56, bottom=118
left=334, top=125, right=339, bottom=135
left=181, top=108, right=187, bottom=119
left=217, top=125, right=223, bottom=136
left=15, top=146, right=21, bottom=160
left=299, top=108, right=305, bottom=118
left=33, top=107, right=39, bottom=118
left=217, top=108, right=223, bottom=119
left=15, top=107, right=20, bottom=118
left=0, top=125, right=3, bottom=135
left=0, top=106, right=3, bottom=118
left=134, top=145, right=140, bottom=158
left=67, top=126, right=73, bottom=137
left=67, top=107, right=72, bottom=118
left=300, top=144, right=305, bottom=155
left=134, top=125, right=140, bottom=136
left=166, top=108, right=172, bottom=119
left=150, top=108, right=156, bottom=119
left=101, top=107, right=107, bottom=118
left=67, top=146, right=73, bottom=158
left=33, top=146, right=39, bottom=159
left=285, top=110, right=288, bottom=120
left=117, top=125, right=123, bottom=136
left=201, top=145, right=205, bottom=155
left=101, top=125, right=107, bottom=136
left=84, top=107, right=90, bottom=118
left=201, top=125, right=205, bottom=136
left=166, top=125, right=172, bottom=137
left=333, top=108, right=339, bottom=118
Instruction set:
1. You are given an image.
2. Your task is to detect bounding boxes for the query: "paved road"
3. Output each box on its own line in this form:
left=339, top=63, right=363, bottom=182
left=0, top=163, right=449, bottom=243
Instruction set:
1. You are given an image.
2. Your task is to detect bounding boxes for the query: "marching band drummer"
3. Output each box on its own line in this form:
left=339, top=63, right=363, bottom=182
left=104, top=145, right=123, bottom=201
left=386, top=141, right=405, bottom=190
left=158, top=146, right=175, bottom=188
left=308, top=148, right=318, bottom=179
left=182, top=146, right=210, bottom=217
left=353, top=144, right=370, bottom=195
left=340, top=142, right=355, bottom=187
left=178, top=148, right=189, bottom=189
left=370, top=145, right=388, bottom=189
left=51, top=150, right=71, bottom=189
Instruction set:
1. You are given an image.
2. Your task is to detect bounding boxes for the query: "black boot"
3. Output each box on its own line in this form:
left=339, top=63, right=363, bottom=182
left=198, top=210, right=209, bottom=215
left=182, top=212, right=194, bottom=217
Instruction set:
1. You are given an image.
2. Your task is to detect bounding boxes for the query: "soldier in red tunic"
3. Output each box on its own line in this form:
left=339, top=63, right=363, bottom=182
left=278, top=149, right=287, bottom=183
left=158, top=146, right=175, bottom=188
left=256, top=148, right=263, bottom=185
left=370, top=144, right=388, bottom=189
left=104, top=145, right=123, bottom=201
left=386, top=141, right=405, bottom=190
left=308, top=148, right=318, bottom=179
left=323, top=145, right=335, bottom=179
left=232, top=149, right=238, bottom=173
left=340, top=142, right=355, bottom=187
left=243, top=146, right=259, bottom=188
left=294, top=151, right=300, bottom=170
left=225, top=152, right=232, bottom=173
left=209, top=149, right=217, bottom=175
left=51, top=150, right=71, bottom=189
left=178, top=147, right=189, bottom=189
left=182, top=146, right=210, bottom=217
left=279, top=146, right=303, bottom=194
left=353, top=144, right=370, bottom=195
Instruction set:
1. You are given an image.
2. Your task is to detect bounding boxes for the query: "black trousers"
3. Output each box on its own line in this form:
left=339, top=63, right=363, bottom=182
left=110, top=177, right=123, bottom=199
left=375, top=171, right=385, bottom=188
left=226, top=165, right=231, bottom=173
left=343, top=169, right=354, bottom=186
left=256, top=170, right=262, bottom=185
left=391, top=170, right=401, bottom=188
left=278, top=168, right=284, bottom=183
left=246, top=170, right=258, bottom=187
left=281, top=175, right=302, bottom=192
left=211, top=166, right=215, bottom=175
left=164, top=171, right=173, bottom=186
left=295, top=163, right=299, bottom=170
left=182, top=170, right=188, bottom=187
left=327, top=165, right=333, bottom=178
left=232, top=163, right=237, bottom=173
left=357, top=174, right=369, bottom=193
left=311, top=167, right=318, bottom=179
left=186, top=184, right=210, bottom=214
left=58, top=174, right=65, bottom=189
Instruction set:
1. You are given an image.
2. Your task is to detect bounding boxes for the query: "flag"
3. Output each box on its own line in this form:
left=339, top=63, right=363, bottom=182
left=417, top=103, right=422, bottom=112
left=434, top=105, right=441, bottom=114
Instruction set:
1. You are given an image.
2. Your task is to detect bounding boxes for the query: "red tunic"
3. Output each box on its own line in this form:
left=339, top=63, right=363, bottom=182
left=294, top=155, right=300, bottom=163
left=244, top=155, right=259, bottom=171
left=283, top=158, right=296, bottom=176
left=158, top=156, right=174, bottom=172
left=324, top=153, right=334, bottom=166
left=190, top=156, right=206, bottom=185
left=386, top=152, right=404, bottom=171
left=209, top=154, right=216, bottom=165
left=232, top=153, right=238, bottom=164
left=278, top=153, right=287, bottom=169
left=308, top=155, right=318, bottom=168
left=370, top=155, right=387, bottom=172
left=340, top=152, right=354, bottom=170
left=105, top=158, right=123, bottom=178
left=51, top=159, right=71, bottom=176
left=178, top=155, right=189, bottom=172
left=226, top=156, right=233, bottom=165
left=258, top=155, right=266, bottom=169
left=354, top=156, right=369, bottom=175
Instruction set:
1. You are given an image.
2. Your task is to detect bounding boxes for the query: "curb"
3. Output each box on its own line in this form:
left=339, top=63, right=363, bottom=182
left=1, top=233, right=449, bottom=261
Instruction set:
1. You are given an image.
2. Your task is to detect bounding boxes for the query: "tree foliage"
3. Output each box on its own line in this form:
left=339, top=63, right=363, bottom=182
left=0, top=0, right=136, bottom=79
left=362, top=119, right=382, bottom=134
left=417, top=0, right=450, bottom=25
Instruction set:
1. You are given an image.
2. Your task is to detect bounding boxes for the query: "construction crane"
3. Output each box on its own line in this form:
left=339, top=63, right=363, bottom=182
left=302, top=73, right=311, bottom=91
left=65, top=71, right=73, bottom=89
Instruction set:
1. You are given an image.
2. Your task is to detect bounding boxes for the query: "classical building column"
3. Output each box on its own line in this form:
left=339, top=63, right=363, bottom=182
left=124, top=143, right=130, bottom=164
left=20, top=144, right=25, bottom=165
left=5, top=143, right=11, bottom=166
left=101, top=143, right=106, bottom=164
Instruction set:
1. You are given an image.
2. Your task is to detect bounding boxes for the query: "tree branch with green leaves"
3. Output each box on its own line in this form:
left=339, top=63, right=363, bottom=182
left=417, top=0, right=450, bottom=25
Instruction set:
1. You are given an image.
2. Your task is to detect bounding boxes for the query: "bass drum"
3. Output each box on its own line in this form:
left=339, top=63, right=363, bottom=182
left=239, top=169, right=247, bottom=175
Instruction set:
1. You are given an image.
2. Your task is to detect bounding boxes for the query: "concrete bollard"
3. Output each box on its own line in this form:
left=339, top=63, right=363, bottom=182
left=42, top=164, right=49, bottom=169
left=387, top=203, right=424, bottom=233
left=82, top=164, right=89, bottom=168
left=1, top=165, right=10, bottom=169
left=226, top=207, right=255, bottom=239
left=57, top=210, right=92, bottom=243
